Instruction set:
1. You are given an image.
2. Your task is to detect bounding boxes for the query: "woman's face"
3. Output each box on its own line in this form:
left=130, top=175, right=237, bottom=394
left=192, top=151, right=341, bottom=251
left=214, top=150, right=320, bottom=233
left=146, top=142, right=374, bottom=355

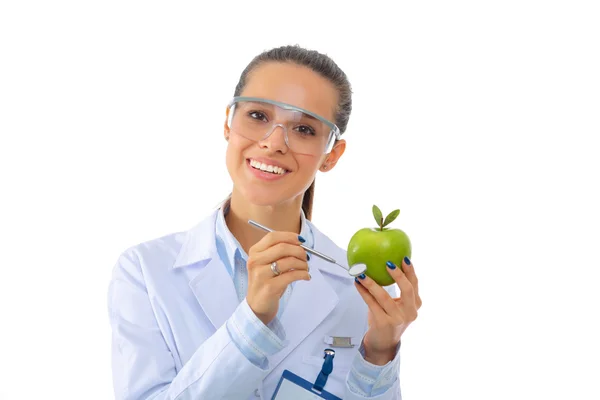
left=224, top=62, right=345, bottom=208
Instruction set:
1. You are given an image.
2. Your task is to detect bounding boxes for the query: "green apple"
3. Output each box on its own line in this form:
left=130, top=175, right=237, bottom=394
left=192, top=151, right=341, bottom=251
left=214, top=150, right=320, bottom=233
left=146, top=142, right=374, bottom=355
left=347, top=205, right=412, bottom=286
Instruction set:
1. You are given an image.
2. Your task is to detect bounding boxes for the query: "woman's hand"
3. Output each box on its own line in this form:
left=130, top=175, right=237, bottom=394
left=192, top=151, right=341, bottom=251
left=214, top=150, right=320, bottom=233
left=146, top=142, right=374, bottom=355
left=246, top=232, right=311, bottom=325
left=354, top=257, right=422, bottom=365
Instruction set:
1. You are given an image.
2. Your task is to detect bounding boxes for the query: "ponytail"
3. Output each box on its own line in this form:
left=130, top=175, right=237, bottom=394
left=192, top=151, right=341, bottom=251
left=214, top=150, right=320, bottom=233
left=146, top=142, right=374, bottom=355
left=302, top=179, right=315, bottom=221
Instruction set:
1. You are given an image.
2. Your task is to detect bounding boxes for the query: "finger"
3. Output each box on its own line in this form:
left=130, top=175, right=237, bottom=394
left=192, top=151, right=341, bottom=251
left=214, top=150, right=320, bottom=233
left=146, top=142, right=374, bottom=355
left=401, top=257, right=422, bottom=309
left=258, top=256, right=308, bottom=280
left=250, top=231, right=305, bottom=254
left=386, top=260, right=416, bottom=308
left=273, top=268, right=311, bottom=290
left=401, top=257, right=419, bottom=294
left=252, top=242, right=308, bottom=267
left=355, top=273, right=398, bottom=316
left=354, top=278, right=389, bottom=321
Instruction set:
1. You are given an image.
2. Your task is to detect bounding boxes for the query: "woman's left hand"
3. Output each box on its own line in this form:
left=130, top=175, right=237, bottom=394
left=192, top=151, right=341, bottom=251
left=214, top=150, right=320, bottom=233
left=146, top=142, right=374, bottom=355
left=354, top=257, right=422, bottom=365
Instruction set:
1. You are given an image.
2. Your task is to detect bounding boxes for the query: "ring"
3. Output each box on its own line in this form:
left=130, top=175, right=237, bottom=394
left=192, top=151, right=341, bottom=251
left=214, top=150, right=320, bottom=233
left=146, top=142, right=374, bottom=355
left=271, top=261, right=281, bottom=277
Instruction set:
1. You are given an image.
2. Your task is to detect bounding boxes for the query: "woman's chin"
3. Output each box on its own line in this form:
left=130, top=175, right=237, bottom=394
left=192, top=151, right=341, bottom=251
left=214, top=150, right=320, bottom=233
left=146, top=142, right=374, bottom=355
left=243, top=191, right=284, bottom=207
left=238, top=186, right=300, bottom=208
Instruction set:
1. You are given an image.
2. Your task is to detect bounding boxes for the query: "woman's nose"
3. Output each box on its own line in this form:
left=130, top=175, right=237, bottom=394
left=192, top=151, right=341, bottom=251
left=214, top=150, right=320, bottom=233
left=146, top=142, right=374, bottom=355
left=259, top=124, right=289, bottom=153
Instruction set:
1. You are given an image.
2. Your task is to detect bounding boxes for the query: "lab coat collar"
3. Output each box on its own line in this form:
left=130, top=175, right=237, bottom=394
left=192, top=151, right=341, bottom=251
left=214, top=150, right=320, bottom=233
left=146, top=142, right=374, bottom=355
left=172, top=210, right=218, bottom=269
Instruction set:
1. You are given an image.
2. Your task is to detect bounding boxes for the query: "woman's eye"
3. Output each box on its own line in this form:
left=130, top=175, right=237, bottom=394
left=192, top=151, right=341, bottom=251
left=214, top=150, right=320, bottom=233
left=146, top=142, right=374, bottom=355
left=296, top=125, right=316, bottom=136
left=248, top=111, right=267, bottom=121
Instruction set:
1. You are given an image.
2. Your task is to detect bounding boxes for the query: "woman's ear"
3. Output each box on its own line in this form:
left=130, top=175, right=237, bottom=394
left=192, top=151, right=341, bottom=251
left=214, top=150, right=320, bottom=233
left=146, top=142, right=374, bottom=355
left=224, top=121, right=230, bottom=141
left=320, top=139, right=346, bottom=171
left=224, top=107, right=231, bottom=141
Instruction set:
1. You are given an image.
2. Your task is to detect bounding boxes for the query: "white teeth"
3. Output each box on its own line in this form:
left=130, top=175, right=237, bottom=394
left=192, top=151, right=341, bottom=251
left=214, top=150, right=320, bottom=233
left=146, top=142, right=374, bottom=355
left=250, top=159, right=287, bottom=175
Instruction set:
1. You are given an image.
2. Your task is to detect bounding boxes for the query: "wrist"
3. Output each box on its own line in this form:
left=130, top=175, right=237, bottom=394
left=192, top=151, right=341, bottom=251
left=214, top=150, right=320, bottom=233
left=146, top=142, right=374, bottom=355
left=253, top=309, right=273, bottom=326
left=363, top=346, right=396, bottom=366
left=362, top=334, right=399, bottom=366
left=246, top=298, right=274, bottom=326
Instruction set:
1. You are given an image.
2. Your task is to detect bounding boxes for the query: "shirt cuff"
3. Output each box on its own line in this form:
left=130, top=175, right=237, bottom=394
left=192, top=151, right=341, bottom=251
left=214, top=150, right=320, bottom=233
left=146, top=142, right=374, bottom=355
left=226, top=298, right=288, bottom=369
left=347, top=337, right=401, bottom=397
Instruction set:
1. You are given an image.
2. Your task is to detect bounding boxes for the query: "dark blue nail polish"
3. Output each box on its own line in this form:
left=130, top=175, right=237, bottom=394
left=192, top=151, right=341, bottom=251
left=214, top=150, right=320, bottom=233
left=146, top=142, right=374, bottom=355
left=355, top=277, right=361, bottom=284
left=358, top=273, right=366, bottom=280
left=404, top=256, right=411, bottom=265
left=306, top=253, right=310, bottom=261
left=298, top=235, right=306, bottom=243
left=386, top=261, right=396, bottom=269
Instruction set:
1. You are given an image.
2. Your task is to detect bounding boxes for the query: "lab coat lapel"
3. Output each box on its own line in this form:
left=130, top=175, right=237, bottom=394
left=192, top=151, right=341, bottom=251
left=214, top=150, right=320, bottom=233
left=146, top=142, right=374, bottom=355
left=188, top=255, right=239, bottom=331
left=174, top=209, right=239, bottom=331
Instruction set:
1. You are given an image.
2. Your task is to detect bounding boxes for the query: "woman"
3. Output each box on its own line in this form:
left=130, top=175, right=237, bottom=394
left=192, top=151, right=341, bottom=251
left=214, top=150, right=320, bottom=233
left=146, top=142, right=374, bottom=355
left=108, top=45, right=422, bottom=400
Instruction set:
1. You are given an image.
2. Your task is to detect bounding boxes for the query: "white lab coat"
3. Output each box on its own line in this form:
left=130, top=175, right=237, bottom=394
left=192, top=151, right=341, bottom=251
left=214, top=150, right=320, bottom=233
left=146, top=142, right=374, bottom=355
left=108, top=208, right=401, bottom=399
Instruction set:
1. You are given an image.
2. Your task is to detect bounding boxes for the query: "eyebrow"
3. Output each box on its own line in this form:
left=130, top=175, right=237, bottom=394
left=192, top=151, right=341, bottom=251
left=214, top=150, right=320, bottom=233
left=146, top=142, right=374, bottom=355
left=245, top=101, right=322, bottom=123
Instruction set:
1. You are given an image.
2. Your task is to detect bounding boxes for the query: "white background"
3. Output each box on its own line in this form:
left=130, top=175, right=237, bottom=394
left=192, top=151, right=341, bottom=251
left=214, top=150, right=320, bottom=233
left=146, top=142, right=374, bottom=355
left=1, top=1, right=599, bottom=399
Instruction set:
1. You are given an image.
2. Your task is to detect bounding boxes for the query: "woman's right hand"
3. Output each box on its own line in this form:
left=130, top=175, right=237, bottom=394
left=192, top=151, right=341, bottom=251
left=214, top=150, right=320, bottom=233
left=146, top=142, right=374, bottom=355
left=246, top=231, right=311, bottom=325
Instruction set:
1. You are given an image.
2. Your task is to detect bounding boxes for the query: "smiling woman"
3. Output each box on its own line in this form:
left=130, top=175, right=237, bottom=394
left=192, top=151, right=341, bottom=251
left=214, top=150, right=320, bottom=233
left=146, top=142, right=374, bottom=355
left=107, top=44, right=421, bottom=400
left=223, top=57, right=348, bottom=221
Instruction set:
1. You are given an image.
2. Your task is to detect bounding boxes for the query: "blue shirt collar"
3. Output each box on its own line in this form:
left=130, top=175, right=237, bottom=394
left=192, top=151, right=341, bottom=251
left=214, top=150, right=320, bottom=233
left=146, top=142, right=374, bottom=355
left=215, top=199, right=314, bottom=278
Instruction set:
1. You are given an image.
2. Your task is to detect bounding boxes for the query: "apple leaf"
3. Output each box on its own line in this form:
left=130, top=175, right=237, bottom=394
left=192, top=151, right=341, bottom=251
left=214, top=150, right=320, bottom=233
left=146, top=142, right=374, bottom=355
left=372, top=205, right=383, bottom=229
left=383, top=209, right=400, bottom=228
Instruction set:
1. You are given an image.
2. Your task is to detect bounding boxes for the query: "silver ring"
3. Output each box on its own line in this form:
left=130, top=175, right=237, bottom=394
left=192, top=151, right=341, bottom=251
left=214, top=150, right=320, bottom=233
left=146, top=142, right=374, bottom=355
left=270, top=261, right=281, bottom=277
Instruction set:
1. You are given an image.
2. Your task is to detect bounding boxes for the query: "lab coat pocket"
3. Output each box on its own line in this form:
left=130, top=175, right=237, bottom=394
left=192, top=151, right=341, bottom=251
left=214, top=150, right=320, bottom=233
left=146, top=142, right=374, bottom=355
left=301, top=335, right=362, bottom=376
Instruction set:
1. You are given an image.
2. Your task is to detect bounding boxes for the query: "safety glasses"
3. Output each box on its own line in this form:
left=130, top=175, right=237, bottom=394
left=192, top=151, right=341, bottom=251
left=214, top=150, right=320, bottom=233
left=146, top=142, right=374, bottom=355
left=226, top=96, right=341, bottom=156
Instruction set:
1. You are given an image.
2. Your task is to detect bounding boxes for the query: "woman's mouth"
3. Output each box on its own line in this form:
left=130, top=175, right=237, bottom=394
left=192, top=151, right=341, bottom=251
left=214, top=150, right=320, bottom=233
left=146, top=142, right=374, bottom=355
left=247, top=158, right=289, bottom=175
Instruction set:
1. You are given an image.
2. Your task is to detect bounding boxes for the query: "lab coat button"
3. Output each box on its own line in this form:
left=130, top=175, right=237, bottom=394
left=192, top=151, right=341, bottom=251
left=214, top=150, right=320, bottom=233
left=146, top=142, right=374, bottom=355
left=254, top=389, right=260, bottom=397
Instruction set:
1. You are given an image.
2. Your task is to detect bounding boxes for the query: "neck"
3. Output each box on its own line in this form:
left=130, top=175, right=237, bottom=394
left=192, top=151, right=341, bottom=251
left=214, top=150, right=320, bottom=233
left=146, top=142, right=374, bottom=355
left=225, top=188, right=304, bottom=255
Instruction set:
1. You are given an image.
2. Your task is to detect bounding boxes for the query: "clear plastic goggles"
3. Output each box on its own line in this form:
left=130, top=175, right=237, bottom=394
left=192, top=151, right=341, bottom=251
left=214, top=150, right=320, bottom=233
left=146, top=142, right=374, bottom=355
left=226, top=96, right=341, bottom=156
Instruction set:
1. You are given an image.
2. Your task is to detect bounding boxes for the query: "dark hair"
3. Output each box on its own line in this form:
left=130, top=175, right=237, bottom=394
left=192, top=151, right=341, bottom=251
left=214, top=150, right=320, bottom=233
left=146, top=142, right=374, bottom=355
left=225, top=44, right=353, bottom=220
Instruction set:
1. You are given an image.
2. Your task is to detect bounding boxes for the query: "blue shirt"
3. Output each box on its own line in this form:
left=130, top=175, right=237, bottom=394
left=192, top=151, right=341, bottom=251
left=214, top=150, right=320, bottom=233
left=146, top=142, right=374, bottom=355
left=216, top=202, right=399, bottom=397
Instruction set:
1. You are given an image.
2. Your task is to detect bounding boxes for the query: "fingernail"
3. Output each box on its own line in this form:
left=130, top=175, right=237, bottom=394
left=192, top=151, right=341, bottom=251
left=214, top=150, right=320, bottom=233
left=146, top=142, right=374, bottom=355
left=354, top=277, right=361, bottom=284
left=358, top=273, right=366, bottom=280
left=404, top=256, right=411, bottom=266
left=298, top=235, right=306, bottom=243
left=308, top=273, right=312, bottom=280
left=386, top=261, right=396, bottom=269
left=306, top=253, right=310, bottom=261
